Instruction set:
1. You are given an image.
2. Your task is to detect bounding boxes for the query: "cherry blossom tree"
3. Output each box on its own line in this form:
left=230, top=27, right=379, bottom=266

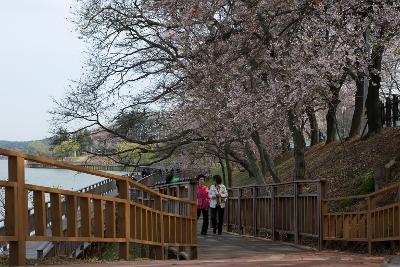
left=53, top=0, right=400, bottom=184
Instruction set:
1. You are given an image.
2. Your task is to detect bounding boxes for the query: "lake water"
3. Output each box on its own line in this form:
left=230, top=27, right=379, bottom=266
left=0, top=159, right=128, bottom=190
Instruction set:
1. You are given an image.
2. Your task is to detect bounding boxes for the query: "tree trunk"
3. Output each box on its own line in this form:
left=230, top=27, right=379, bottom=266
left=306, top=106, right=319, bottom=146
left=225, top=158, right=233, bottom=187
left=224, top=145, right=259, bottom=185
left=224, top=145, right=233, bottom=187
left=349, top=76, right=364, bottom=137
left=326, top=85, right=340, bottom=143
left=243, top=141, right=265, bottom=184
left=288, top=111, right=306, bottom=181
left=218, top=156, right=227, bottom=185
left=251, top=131, right=280, bottom=183
left=366, top=44, right=384, bottom=135
left=281, top=138, right=289, bottom=153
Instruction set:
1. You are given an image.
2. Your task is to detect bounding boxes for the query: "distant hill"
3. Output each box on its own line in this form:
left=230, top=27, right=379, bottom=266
left=0, top=139, right=50, bottom=154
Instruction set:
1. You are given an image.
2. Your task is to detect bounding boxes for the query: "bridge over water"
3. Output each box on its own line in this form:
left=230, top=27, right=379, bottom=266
left=0, top=148, right=398, bottom=266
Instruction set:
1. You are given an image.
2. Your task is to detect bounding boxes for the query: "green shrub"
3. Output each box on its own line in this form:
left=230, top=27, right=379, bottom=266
left=353, top=171, right=374, bottom=195
left=339, top=199, right=353, bottom=209
left=98, top=243, right=118, bottom=261
left=204, top=179, right=214, bottom=187
left=391, top=172, right=400, bottom=182
left=210, top=164, right=223, bottom=176
left=319, top=170, right=328, bottom=177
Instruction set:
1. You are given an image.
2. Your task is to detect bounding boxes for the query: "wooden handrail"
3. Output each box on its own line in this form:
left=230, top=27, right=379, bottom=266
left=0, top=148, right=129, bottom=181
left=323, top=194, right=369, bottom=202
left=0, top=148, right=195, bottom=204
left=321, top=181, right=400, bottom=254
left=228, top=179, right=323, bottom=189
left=128, top=179, right=195, bottom=204
left=0, top=148, right=197, bottom=266
left=324, top=180, right=400, bottom=202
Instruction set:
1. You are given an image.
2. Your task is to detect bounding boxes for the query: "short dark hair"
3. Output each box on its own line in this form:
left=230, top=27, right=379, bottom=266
left=197, top=174, right=206, bottom=181
left=213, top=175, right=222, bottom=184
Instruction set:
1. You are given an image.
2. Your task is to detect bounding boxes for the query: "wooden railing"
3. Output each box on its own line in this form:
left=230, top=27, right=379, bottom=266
left=322, top=181, right=400, bottom=254
left=145, top=173, right=400, bottom=255
left=153, top=180, right=324, bottom=248
left=153, top=181, right=194, bottom=197
left=226, top=179, right=400, bottom=253
left=0, top=178, right=118, bottom=258
left=225, top=180, right=325, bottom=248
left=0, top=148, right=197, bottom=266
left=137, top=173, right=164, bottom=187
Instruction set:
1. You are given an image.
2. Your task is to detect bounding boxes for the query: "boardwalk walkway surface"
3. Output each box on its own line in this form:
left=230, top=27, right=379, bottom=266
left=36, top=231, right=384, bottom=267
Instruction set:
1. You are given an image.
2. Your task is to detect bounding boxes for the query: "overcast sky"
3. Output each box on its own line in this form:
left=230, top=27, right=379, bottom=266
left=0, top=0, right=84, bottom=141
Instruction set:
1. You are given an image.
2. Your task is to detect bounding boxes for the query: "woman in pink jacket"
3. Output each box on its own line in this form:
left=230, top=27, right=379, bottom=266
left=196, top=174, right=210, bottom=235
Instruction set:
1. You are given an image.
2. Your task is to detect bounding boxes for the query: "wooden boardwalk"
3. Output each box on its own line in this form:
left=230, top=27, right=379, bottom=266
left=34, top=231, right=384, bottom=267
left=197, top=232, right=301, bottom=260
left=1, top=148, right=397, bottom=266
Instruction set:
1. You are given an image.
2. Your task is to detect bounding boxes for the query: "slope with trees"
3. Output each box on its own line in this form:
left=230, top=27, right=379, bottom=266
left=51, top=0, right=400, bottom=186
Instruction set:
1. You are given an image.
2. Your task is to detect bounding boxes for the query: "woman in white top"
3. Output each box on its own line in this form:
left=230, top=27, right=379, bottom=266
left=208, top=175, right=228, bottom=235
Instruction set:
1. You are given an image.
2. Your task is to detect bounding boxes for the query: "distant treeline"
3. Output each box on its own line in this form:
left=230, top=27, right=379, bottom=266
left=0, top=139, right=50, bottom=154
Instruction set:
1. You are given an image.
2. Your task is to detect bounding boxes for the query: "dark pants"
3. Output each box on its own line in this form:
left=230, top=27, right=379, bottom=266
left=197, top=208, right=209, bottom=234
left=210, top=205, right=224, bottom=234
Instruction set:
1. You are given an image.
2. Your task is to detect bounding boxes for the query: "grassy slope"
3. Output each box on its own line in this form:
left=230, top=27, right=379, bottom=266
left=210, top=163, right=254, bottom=186
left=273, top=128, right=400, bottom=198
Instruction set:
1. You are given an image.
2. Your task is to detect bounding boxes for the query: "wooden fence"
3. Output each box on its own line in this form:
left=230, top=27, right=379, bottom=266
left=0, top=178, right=118, bottom=258
left=0, top=148, right=197, bottom=266
left=153, top=181, right=195, bottom=197
left=224, top=180, right=325, bottom=248
left=120, top=166, right=400, bottom=256
left=322, top=181, right=400, bottom=254
left=225, top=179, right=400, bottom=253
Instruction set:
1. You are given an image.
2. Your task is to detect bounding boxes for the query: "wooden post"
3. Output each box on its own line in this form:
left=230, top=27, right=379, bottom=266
left=175, top=186, right=180, bottom=214
left=318, top=179, right=327, bottom=250
left=50, top=193, right=62, bottom=237
left=226, top=189, right=230, bottom=232
left=367, top=195, right=372, bottom=255
left=105, top=201, right=116, bottom=238
left=8, top=156, right=27, bottom=266
left=154, top=195, right=164, bottom=259
left=271, top=185, right=276, bottom=241
left=293, top=182, right=299, bottom=244
left=238, top=189, right=242, bottom=234
left=66, top=195, right=78, bottom=237
left=129, top=205, right=136, bottom=240
left=118, top=180, right=130, bottom=260
left=93, top=199, right=104, bottom=238
left=80, top=197, right=91, bottom=237
left=187, top=181, right=197, bottom=259
left=252, top=186, right=257, bottom=237
left=33, top=191, right=47, bottom=236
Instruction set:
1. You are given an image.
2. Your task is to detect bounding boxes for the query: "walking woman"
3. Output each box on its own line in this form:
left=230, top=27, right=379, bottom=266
left=196, top=174, right=210, bottom=235
left=209, top=175, right=228, bottom=235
